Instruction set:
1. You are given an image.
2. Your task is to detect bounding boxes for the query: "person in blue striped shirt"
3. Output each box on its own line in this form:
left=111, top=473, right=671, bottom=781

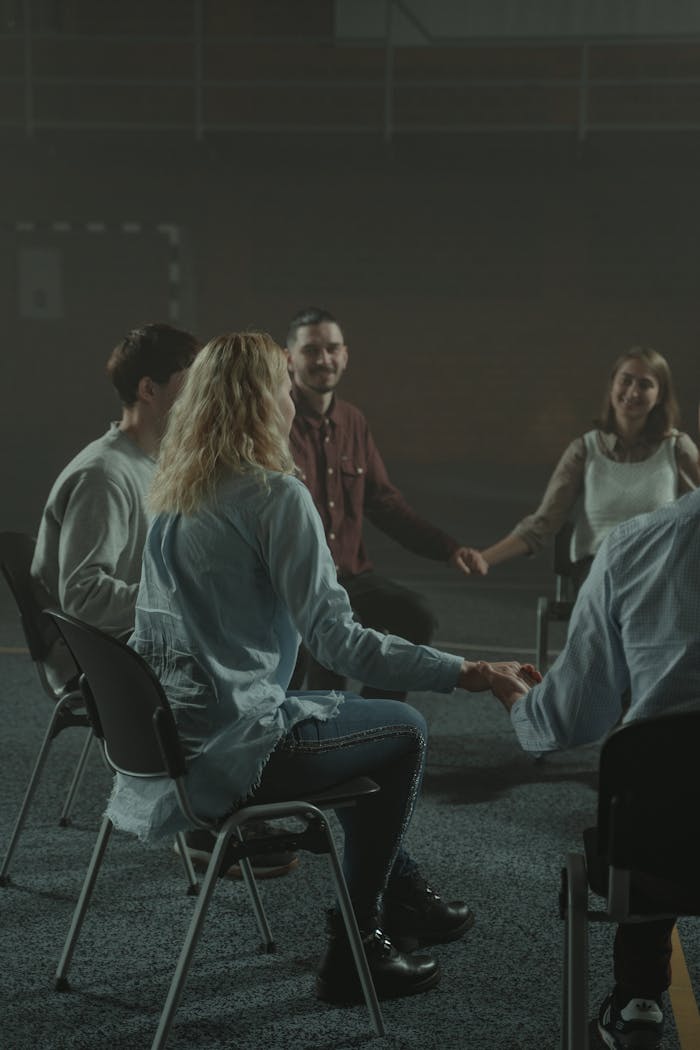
left=481, top=480, right=700, bottom=1050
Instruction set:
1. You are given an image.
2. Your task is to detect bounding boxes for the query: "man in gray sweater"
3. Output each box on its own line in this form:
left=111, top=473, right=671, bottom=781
left=32, top=322, right=299, bottom=881
left=32, top=322, right=199, bottom=689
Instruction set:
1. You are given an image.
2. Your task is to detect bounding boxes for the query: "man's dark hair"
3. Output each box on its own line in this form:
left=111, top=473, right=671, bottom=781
left=286, top=307, right=341, bottom=349
left=106, top=323, right=199, bottom=406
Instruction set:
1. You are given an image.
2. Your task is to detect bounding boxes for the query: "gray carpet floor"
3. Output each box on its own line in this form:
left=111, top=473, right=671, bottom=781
left=1, top=469, right=697, bottom=1048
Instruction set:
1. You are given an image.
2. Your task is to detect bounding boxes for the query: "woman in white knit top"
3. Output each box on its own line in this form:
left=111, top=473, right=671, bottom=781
left=479, top=347, right=700, bottom=585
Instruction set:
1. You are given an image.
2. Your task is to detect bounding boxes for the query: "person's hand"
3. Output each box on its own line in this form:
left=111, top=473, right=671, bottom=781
left=457, top=660, right=542, bottom=708
left=519, top=663, right=543, bottom=687
left=458, top=659, right=526, bottom=691
left=473, top=660, right=542, bottom=712
left=449, top=546, right=489, bottom=577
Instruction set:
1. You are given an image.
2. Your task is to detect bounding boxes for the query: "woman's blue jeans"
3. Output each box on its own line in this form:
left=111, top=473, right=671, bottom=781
left=250, top=693, right=427, bottom=922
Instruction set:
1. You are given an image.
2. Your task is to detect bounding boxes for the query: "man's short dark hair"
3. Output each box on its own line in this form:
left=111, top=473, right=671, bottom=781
left=286, top=307, right=341, bottom=349
left=106, top=323, right=199, bottom=406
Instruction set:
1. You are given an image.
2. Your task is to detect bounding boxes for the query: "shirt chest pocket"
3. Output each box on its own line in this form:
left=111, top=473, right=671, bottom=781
left=339, top=459, right=366, bottom=481
left=339, top=460, right=366, bottom=513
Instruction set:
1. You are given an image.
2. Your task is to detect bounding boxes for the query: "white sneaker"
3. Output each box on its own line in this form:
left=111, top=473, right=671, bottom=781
left=598, top=990, right=664, bottom=1049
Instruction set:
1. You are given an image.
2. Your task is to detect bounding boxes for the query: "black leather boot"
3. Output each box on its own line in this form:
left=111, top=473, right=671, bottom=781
left=382, top=874, right=475, bottom=952
left=316, top=909, right=441, bottom=1004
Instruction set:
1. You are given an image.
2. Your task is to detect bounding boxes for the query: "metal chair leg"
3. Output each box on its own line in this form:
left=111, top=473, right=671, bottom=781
left=0, top=698, right=71, bottom=885
left=55, top=815, right=113, bottom=990
left=153, top=803, right=384, bottom=1048
left=561, top=905, right=569, bottom=1050
left=58, top=729, right=94, bottom=827
left=565, top=852, right=590, bottom=1050
left=174, top=832, right=199, bottom=896
left=536, top=596, right=549, bottom=672
left=234, top=823, right=276, bottom=952
left=152, top=829, right=234, bottom=1050
left=321, top=818, right=385, bottom=1037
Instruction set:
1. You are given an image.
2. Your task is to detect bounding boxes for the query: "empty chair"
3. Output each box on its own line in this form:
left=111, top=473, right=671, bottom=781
left=47, top=609, right=385, bottom=1049
left=559, top=704, right=700, bottom=1050
left=0, top=531, right=93, bottom=885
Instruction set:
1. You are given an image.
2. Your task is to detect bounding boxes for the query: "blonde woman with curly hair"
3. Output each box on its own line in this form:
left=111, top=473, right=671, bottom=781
left=107, top=331, right=534, bottom=1005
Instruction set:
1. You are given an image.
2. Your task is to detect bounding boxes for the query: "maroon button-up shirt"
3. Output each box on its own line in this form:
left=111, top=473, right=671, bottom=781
left=289, top=389, right=459, bottom=579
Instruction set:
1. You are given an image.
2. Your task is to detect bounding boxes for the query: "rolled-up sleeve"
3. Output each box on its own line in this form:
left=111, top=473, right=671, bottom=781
left=510, top=537, right=628, bottom=751
left=512, top=438, right=586, bottom=553
left=259, top=476, right=463, bottom=693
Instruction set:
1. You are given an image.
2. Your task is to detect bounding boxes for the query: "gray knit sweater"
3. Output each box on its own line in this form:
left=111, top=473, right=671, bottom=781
left=31, top=424, right=155, bottom=687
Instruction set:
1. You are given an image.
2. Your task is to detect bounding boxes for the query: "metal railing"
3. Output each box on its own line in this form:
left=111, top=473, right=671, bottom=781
left=2, top=0, right=699, bottom=143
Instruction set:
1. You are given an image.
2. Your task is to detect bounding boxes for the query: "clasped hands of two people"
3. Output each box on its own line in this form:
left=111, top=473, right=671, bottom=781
left=459, top=660, right=542, bottom=712
left=449, top=546, right=490, bottom=576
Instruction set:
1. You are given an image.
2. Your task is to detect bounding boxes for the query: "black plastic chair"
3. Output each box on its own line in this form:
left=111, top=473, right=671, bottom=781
left=47, top=609, right=385, bottom=1049
left=559, top=704, right=700, bottom=1050
left=535, top=522, right=576, bottom=671
left=0, top=531, right=93, bottom=885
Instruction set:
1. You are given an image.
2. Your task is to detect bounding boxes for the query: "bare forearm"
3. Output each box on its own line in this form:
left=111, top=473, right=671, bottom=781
left=457, top=659, right=541, bottom=695
left=480, top=533, right=530, bottom=567
left=494, top=689, right=526, bottom=713
left=457, top=660, right=479, bottom=690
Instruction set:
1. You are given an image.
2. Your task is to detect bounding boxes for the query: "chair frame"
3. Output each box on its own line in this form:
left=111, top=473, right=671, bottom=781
left=47, top=609, right=385, bottom=1048
left=0, top=531, right=94, bottom=885
left=535, top=522, right=576, bottom=671
left=559, top=706, right=700, bottom=1050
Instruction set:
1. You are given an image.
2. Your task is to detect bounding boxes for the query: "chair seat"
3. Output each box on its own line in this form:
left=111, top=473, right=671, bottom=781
left=213, top=777, right=382, bottom=863
left=583, top=826, right=700, bottom=915
left=0, top=531, right=96, bottom=883
left=292, top=776, right=380, bottom=808
left=562, top=708, right=700, bottom=1050
left=45, top=609, right=387, bottom=1047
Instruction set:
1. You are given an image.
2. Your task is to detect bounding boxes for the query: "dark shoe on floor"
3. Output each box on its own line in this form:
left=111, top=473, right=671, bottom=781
left=174, top=821, right=299, bottom=880
left=597, top=990, right=664, bottom=1049
left=316, top=910, right=441, bottom=1004
left=382, top=874, right=475, bottom=952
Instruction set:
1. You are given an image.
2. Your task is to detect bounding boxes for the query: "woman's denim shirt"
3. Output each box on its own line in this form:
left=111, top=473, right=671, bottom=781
left=107, top=471, right=462, bottom=841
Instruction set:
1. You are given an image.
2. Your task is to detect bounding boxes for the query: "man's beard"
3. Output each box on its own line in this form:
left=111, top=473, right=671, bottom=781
left=307, top=369, right=337, bottom=391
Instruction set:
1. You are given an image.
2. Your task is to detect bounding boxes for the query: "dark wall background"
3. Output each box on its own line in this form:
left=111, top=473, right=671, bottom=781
left=2, top=131, right=700, bottom=532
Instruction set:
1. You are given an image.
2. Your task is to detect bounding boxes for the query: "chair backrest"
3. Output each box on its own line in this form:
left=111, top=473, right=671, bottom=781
left=596, top=704, right=700, bottom=889
left=46, top=609, right=188, bottom=781
left=552, top=521, right=575, bottom=578
left=0, top=531, right=55, bottom=662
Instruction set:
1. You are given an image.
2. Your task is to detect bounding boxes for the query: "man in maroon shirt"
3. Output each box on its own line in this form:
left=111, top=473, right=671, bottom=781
left=286, top=306, right=487, bottom=698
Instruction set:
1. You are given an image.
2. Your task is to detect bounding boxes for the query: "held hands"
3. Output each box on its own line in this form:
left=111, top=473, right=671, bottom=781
left=458, top=660, right=543, bottom=711
left=449, top=546, right=489, bottom=577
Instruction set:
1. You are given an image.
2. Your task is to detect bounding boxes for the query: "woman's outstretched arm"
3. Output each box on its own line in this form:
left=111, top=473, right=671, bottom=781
left=479, top=437, right=586, bottom=568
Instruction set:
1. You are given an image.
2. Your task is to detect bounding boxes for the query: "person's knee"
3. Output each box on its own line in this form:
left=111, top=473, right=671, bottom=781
left=366, top=697, right=427, bottom=742
left=399, top=700, right=427, bottom=740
